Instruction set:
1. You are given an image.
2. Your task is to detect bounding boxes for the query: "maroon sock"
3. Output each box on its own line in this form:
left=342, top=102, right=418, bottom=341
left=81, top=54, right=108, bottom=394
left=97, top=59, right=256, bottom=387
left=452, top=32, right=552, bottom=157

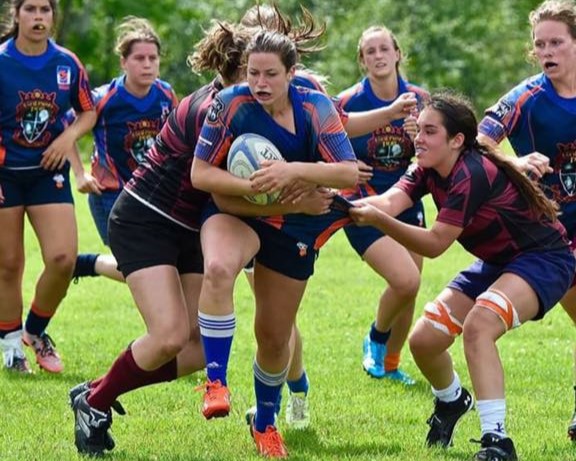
left=87, top=347, right=177, bottom=412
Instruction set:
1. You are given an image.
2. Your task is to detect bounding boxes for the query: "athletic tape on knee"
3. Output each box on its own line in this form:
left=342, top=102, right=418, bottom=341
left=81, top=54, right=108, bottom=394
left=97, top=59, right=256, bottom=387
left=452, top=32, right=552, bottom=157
left=423, top=300, right=463, bottom=337
left=475, top=289, right=520, bottom=331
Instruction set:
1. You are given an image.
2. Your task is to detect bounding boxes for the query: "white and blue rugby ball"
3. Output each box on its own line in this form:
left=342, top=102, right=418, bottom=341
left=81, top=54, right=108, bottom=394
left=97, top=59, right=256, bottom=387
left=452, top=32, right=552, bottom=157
left=227, top=133, right=284, bottom=205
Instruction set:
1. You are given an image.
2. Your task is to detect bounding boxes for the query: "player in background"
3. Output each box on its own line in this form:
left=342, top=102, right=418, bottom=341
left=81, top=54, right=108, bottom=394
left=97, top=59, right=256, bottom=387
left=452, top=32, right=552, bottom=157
left=337, top=25, right=429, bottom=385
left=191, top=30, right=358, bottom=458
left=350, top=91, right=574, bottom=461
left=0, top=0, right=96, bottom=374
left=70, top=16, right=178, bottom=283
left=476, top=0, right=576, bottom=441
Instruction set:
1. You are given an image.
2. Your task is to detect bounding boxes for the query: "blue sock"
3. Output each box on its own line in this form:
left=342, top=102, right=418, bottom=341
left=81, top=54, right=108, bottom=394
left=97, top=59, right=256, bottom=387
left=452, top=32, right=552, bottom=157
left=370, top=322, right=391, bottom=344
left=287, top=370, right=309, bottom=395
left=254, top=360, right=288, bottom=432
left=198, top=312, right=235, bottom=385
left=73, top=253, right=100, bottom=278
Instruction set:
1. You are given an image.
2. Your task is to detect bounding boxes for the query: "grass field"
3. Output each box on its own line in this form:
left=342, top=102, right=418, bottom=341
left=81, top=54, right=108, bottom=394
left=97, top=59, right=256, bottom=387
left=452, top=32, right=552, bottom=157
left=0, top=189, right=575, bottom=461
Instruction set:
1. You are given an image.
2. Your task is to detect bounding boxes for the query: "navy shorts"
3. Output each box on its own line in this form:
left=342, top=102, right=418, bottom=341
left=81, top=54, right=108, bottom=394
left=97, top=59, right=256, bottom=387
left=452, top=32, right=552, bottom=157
left=448, top=248, right=576, bottom=320
left=344, top=201, right=425, bottom=256
left=109, top=191, right=203, bottom=278
left=244, top=218, right=318, bottom=281
left=88, top=190, right=121, bottom=245
left=0, top=164, right=73, bottom=208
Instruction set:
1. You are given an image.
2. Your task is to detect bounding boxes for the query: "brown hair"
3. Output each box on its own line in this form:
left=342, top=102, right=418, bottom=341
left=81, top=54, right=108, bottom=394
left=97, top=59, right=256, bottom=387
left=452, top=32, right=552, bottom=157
left=427, top=91, right=558, bottom=221
left=528, top=0, right=576, bottom=60
left=115, top=16, right=161, bottom=58
left=241, top=3, right=326, bottom=57
left=0, top=0, right=58, bottom=44
left=245, top=29, right=299, bottom=72
left=357, top=25, right=403, bottom=75
left=187, top=21, right=252, bottom=86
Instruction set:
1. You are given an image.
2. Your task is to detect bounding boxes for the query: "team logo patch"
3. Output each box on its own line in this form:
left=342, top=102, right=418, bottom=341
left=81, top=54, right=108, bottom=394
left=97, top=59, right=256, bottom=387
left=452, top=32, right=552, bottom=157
left=15, top=90, right=58, bottom=146
left=556, top=142, right=576, bottom=198
left=368, top=125, right=411, bottom=171
left=57, top=66, right=71, bottom=89
left=124, top=119, right=160, bottom=167
left=53, top=173, right=65, bottom=189
left=206, top=97, right=224, bottom=124
left=297, top=242, right=308, bottom=257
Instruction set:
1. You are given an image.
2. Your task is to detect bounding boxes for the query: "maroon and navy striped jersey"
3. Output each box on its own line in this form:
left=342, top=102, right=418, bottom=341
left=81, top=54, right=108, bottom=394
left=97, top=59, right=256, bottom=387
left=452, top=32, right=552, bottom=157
left=124, top=81, right=222, bottom=230
left=395, top=149, right=568, bottom=264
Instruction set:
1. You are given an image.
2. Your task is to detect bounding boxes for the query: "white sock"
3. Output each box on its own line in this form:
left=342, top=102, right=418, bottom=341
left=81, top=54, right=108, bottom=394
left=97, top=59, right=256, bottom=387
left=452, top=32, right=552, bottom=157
left=477, top=399, right=507, bottom=437
left=432, top=372, right=462, bottom=403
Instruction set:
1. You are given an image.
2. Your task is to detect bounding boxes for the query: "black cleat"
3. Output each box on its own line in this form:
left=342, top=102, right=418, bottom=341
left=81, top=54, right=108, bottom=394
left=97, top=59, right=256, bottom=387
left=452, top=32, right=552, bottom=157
left=472, top=433, right=518, bottom=461
left=568, top=411, right=576, bottom=441
left=69, top=381, right=126, bottom=415
left=426, top=387, right=474, bottom=448
left=72, top=391, right=115, bottom=456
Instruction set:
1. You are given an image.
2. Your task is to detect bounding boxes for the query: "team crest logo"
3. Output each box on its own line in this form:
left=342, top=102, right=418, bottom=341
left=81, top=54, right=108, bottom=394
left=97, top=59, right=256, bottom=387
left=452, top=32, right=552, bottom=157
left=367, top=125, right=412, bottom=171
left=296, top=242, right=308, bottom=257
left=56, top=66, right=71, bottom=89
left=124, top=119, right=160, bottom=167
left=556, top=142, right=576, bottom=198
left=15, top=90, right=58, bottom=146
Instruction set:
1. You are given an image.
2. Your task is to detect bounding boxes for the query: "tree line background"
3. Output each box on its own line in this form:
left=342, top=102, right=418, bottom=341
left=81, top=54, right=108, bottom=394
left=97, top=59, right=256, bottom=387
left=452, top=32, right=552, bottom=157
left=3, top=0, right=544, bottom=113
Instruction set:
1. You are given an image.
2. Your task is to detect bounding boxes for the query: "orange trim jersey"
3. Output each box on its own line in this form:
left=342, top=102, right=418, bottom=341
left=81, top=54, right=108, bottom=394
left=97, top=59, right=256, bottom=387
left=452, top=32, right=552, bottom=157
left=0, top=38, right=93, bottom=168
left=194, top=83, right=356, bottom=249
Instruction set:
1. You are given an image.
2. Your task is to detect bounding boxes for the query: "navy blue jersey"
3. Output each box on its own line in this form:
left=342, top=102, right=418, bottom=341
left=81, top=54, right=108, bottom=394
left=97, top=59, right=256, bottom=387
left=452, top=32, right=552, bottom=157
left=194, top=82, right=356, bottom=248
left=90, top=76, right=177, bottom=192
left=0, top=39, right=93, bottom=168
left=337, top=76, right=428, bottom=192
left=125, top=81, right=220, bottom=230
left=479, top=73, right=576, bottom=236
left=395, top=149, right=568, bottom=264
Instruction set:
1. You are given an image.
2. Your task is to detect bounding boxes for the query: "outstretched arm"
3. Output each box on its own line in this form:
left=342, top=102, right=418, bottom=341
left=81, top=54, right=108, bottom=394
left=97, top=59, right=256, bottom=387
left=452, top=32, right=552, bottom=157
left=350, top=203, right=462, bottom=258
left=344, top=93, right=418, bottom=137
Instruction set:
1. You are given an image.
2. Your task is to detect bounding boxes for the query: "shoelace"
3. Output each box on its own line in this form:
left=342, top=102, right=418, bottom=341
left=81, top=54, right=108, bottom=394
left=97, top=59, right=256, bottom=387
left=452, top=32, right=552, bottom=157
left=291, top=396, right=306, bottom=419
left=35, top=334, right=57, bottom=358
left=261, top=427, right=286, bottom=456
left=195, top=380, right=224, bottom=399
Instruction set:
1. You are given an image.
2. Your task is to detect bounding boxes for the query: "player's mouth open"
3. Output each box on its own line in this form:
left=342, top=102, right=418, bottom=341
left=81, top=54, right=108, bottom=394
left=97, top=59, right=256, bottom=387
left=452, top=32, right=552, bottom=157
left=544, top=62, right=558, bottom=70
left=33, top=24, right=46, bottom=31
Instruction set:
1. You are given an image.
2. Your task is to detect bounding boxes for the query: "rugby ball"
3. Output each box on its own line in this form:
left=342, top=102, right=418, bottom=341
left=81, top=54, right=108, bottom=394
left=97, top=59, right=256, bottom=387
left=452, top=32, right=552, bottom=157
left=227, top=133, right=284, bottom=205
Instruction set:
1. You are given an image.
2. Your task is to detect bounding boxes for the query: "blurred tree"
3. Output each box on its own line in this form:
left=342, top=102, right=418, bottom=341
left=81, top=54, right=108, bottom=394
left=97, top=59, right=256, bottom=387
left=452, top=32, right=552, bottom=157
left=44, top=0, right=545, bottom=113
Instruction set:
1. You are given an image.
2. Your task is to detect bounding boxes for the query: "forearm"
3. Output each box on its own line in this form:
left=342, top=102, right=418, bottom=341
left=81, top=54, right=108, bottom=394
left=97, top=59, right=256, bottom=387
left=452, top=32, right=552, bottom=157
left=213, top=194, right=296, bottom=216
left=345, top=108, right=395, bottom=138
left=191, top=158, right=253, bottom=196
left=292, top=161, right=357, bottom=189
left=368, top=210, right=445, bottom=258
left=66, top=110, right=97, bottom=141
left=68, top=144, right=85, bottom=178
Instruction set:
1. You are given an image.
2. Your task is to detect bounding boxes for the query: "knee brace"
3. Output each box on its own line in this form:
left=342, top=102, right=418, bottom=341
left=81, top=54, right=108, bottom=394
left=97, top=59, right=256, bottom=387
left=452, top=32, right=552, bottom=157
left=475, top=289, right=520, bottom=331
left=423, top=300, right=463, bottom=337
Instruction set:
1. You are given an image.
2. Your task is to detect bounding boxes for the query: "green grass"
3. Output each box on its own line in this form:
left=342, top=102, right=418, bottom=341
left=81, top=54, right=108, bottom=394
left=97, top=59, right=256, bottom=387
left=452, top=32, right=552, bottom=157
left=1, top=191, right=575, bottom=461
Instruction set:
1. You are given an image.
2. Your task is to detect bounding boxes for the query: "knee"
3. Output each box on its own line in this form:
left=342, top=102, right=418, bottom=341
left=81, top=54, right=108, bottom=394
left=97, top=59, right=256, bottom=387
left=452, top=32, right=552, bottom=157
left=203, top=258, right=238, bottom=291
left=155, top=326, right=190, bottom=359
left=462, top=312, right=495, bottom=346
left=0, top=253, right=24, bottom=280
left=409, top=320, right=436, bottom=358
left=389, top=272, right=420, bottom=299
left=255, top=327, right=288, bottom=359
left=44, top=251, right=76, bottom=276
